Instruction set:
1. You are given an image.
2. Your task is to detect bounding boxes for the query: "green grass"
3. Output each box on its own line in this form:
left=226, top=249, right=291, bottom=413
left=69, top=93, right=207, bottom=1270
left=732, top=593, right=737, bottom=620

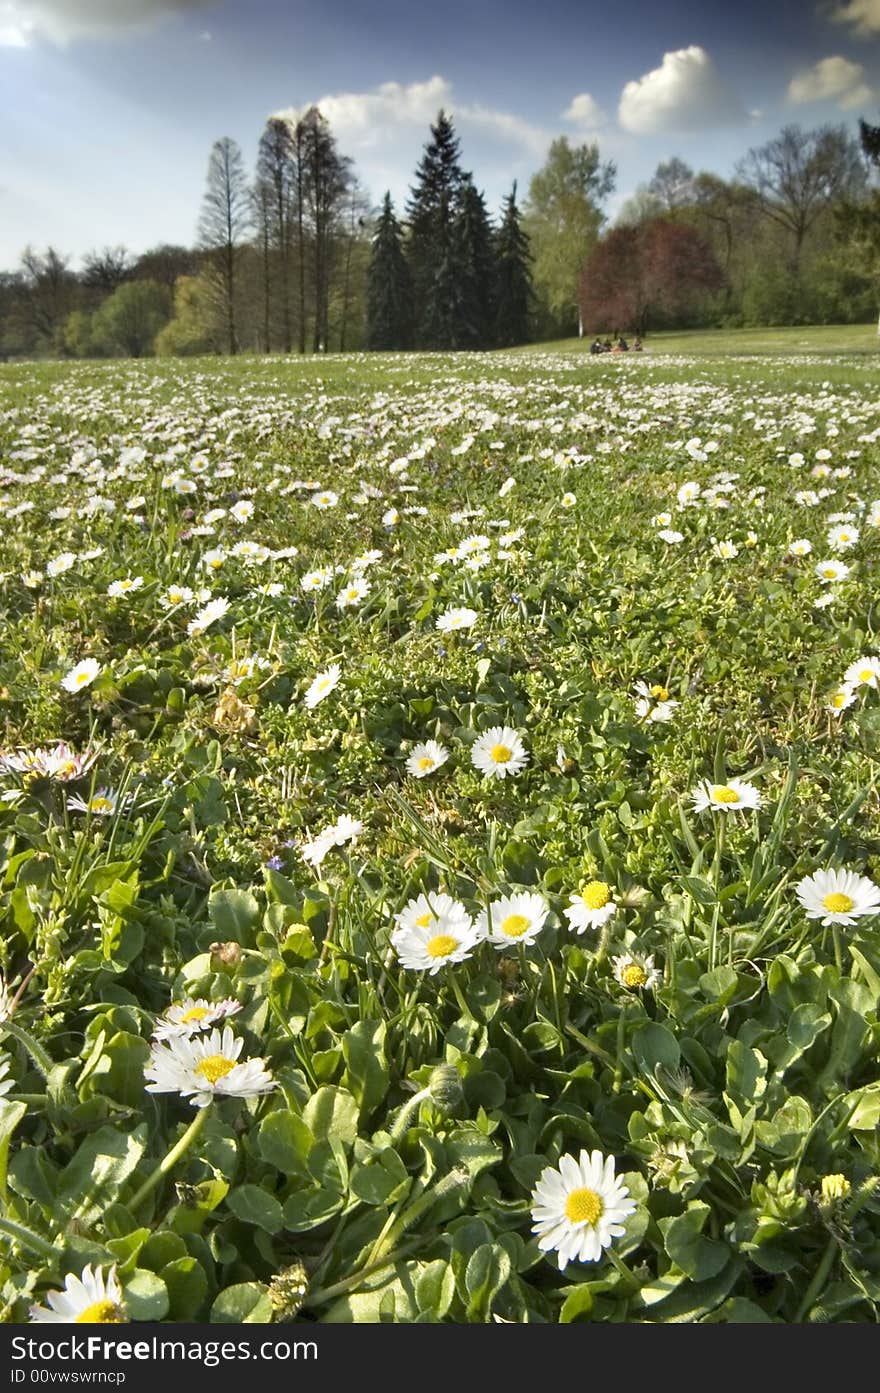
left=526, top=322, right=880, bottom=357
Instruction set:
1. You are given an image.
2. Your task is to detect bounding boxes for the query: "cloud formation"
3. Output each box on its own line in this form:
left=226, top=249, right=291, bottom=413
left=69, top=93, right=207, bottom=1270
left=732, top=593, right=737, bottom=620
left=618, top=46, right=745, bottom=134
left=0, top=0, right=212, bottom=47
left=830, top=0, right=880, bottom=35
left=563, top=93, right=606, bottom=128
left=788, top=55, right=874, bottom=109
left=276, top=76, right=552, bottom=158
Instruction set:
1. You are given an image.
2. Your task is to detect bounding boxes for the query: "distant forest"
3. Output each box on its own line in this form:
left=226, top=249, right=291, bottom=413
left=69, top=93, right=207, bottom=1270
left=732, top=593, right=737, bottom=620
left=2, top=109, right=879, bottom=359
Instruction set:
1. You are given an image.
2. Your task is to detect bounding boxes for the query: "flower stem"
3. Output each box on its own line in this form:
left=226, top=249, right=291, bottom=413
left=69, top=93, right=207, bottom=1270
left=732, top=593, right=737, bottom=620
left=370, top=1167, right=469, bottom=1267
left=0, top=1216, right=58, bottom=1262
left=1, top=1021, right=54, bottom=1080
left=794, top=1235, right=837, bottom=1322
left=127, top=1105, right=210, bottom=1213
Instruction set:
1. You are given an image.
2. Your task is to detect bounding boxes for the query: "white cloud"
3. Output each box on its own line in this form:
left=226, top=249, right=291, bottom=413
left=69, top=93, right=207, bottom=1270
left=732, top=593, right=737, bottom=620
left=275, top=76, right=551, bottom=158
left=618, top=46, right=745, bottom=134
left=831, top=0, right=880, bottom=35
left=563, top=93, right=606, bottom=128
left=0, top=0, right=212, bottom=47
left=788, top=55, right=874, bottom=109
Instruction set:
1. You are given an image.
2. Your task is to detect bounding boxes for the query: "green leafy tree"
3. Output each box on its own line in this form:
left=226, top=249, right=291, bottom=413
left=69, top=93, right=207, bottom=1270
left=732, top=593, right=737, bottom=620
left=406, top=111, right=467, bottom=348
left=492, top=181, right=533, bottom=347
left=452, top=177, right=494, bottom=349
left=524, top=137, right=615, bottom=337
left=92, top=279, right=171, bottom=357
left=155, top=273, right=228, bottom=356
left=367, top=193, right=413, bottom=350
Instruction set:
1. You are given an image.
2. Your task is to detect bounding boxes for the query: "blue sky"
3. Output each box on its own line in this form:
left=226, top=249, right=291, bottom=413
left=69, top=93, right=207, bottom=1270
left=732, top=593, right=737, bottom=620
left=1, top=0, right=879, bottom=270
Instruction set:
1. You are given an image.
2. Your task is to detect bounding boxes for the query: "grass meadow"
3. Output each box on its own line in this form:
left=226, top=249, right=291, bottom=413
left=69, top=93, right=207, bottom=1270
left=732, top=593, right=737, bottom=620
left=0, top=342, right=878, bottom=1324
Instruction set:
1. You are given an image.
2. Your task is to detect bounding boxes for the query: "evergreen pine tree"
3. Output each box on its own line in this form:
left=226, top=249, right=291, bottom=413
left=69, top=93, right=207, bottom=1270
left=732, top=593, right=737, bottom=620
left=366, top=193, right=413, bottom=350
left=860, top=118, right=880, bottom=169
left=452, top=177, right=495, bottom=348
left=493, top=181, right=534, bottom=347
left=406, top=111, right=466, bottom=348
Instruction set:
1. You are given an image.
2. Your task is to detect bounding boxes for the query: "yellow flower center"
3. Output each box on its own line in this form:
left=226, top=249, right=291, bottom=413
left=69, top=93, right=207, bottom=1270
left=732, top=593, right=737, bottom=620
left=195, top=1054, right=237, bottom=1084
left=650, top=685, right=669, bottom=700
left=500, top=913, right=530, bottom=939
left=75, top=1300, right=126, bottom=1324
left=822, top=567, right=837, bottom=578
left=490, top=744, right=512, bottom=764
left=90, top=798, right=113, bottom=814
left=75, top=673, right=90, bottom=687
left=831, top=691, right=847, bottom=708
left=179, top=1006, right=210, bottom=1024
left=580, top=880, right=612, bottom=910
left=415, top=913, right=432, bottom=928
left=858, top=669, right=874, bottom=683
left=564, top=1187, right=604, bottom=1226
left=822, top=892, right=854, bottom=914
left=712, top=785, right=741, bottom=804
left=426, top=933, right=457, bottom=959
left=622, top=964, right=648, bottom=988
left=417, top=756, right=435, bottom=770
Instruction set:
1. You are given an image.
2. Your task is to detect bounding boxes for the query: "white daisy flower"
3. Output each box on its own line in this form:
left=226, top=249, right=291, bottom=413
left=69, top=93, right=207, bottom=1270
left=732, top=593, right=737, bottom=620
left=311, top=491, right=339, bottom=510
left=690, top=778, right=762, bottom=814
left=405, top=740, right=450, bottom=778
left=335, top=577, right=370, bottom=610
left=826, top=685, right=856, bottom=716
left=789, top=539, right=813, bottom=557
left=795, top=868, right=880, bottom=928
left=300, top=567, right=333, bottom=593
left=304, top=663, right=341, bottom=709
left=187, top=597, right=230, bottom=636
left=530, top=1150, right=636, bottom=1270
left=470, top=726, right=529, bottom=780
left=392, top=892, right=472, bottom=944
left=565, top=880, right=617, bottom=934
left=153, top=997, right=242, bottom=1041
left=828, top=525, right=858, bottom=551
left=230, top=499, right=254, bottom=523
left=145, top=1025, right=275, bottom=1109
left=61, top=659, right=100, bottom=694
left=843, top=656, right=880, bottom=690
left=107, top=576, right=144, bottom=598
left=676, top=482, right=701, bottom=505
left=633, top=681, right=679, bottom=723
left=392, top=916, right=482, bottom=975
left=815, top=559, right=849, bottom=584
left=657, top=529, right=684, bottom=544
left=30, top=1264, right=127, bottom=1324
left=476, top=891, right=549, bottom=949
left=612, top=952, right=660, bottom=991
left=67, top=787, right=124, bottom=817
left=560, top=492, right=576, bottom=508
left=436, top=606, right=477, bottom=633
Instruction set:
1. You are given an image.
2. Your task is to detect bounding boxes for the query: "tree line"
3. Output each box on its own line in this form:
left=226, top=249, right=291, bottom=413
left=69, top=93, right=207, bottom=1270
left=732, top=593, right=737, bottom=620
left=1, top=108, right=879, bottom=359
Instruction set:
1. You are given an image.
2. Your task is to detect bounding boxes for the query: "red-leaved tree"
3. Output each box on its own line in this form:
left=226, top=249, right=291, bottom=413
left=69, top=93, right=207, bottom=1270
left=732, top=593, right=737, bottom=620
left=579, top=218, right=724, bottom=335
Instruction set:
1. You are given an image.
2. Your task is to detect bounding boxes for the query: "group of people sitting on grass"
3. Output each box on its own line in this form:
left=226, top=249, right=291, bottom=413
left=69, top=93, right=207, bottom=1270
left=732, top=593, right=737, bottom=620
left=589, top=334, right=644, bottom=354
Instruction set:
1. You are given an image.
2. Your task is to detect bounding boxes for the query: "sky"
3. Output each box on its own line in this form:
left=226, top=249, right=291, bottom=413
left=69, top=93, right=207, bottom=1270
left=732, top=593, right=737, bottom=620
left=1, top=0, right=880, bottom=271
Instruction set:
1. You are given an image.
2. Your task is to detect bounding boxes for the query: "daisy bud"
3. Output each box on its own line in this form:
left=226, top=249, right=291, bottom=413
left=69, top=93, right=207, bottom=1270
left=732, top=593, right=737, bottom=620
left=428, top=1063, right=464, bottom=1113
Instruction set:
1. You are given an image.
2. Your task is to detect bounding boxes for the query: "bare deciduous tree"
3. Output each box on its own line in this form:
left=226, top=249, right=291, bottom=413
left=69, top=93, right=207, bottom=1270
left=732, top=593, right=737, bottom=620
left=198, top=137, right=251, bottom=354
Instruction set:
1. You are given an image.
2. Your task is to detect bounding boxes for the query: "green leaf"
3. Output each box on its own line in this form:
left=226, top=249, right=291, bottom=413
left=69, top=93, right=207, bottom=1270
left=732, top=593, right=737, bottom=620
left=464, top=1243, right=511, bottom=1320
left=257, top=1109, right=314, bottom=1176
left=632, top=1023, right=681, bottom=1074
left=349, top=1149, right=410, bottom=1206
left=123, top=1269, right=169, bottom=1321
left=59, top=1124, right=148, bottom=1224
left=162, top=1257, right=209, bottom=1321
left=209, top=888, right=260, bottom=944
left=210, top=1282, right=273, bottom=1323
left=303, top=1086, right=359, bottom=1146
left=226, top=1185, right=284, bottom=1234
left=559, top=1284, right=595, bottom=1323
left=342, top=1019, right=388, bottom=1115
left=661, top=1203, right=729, bottom=1281
left=0, top=1099, right=27, bottom=1201
left=414, top=1261, right=455, bottom=1320
left=843, top=1082, right=880, bottom=1131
